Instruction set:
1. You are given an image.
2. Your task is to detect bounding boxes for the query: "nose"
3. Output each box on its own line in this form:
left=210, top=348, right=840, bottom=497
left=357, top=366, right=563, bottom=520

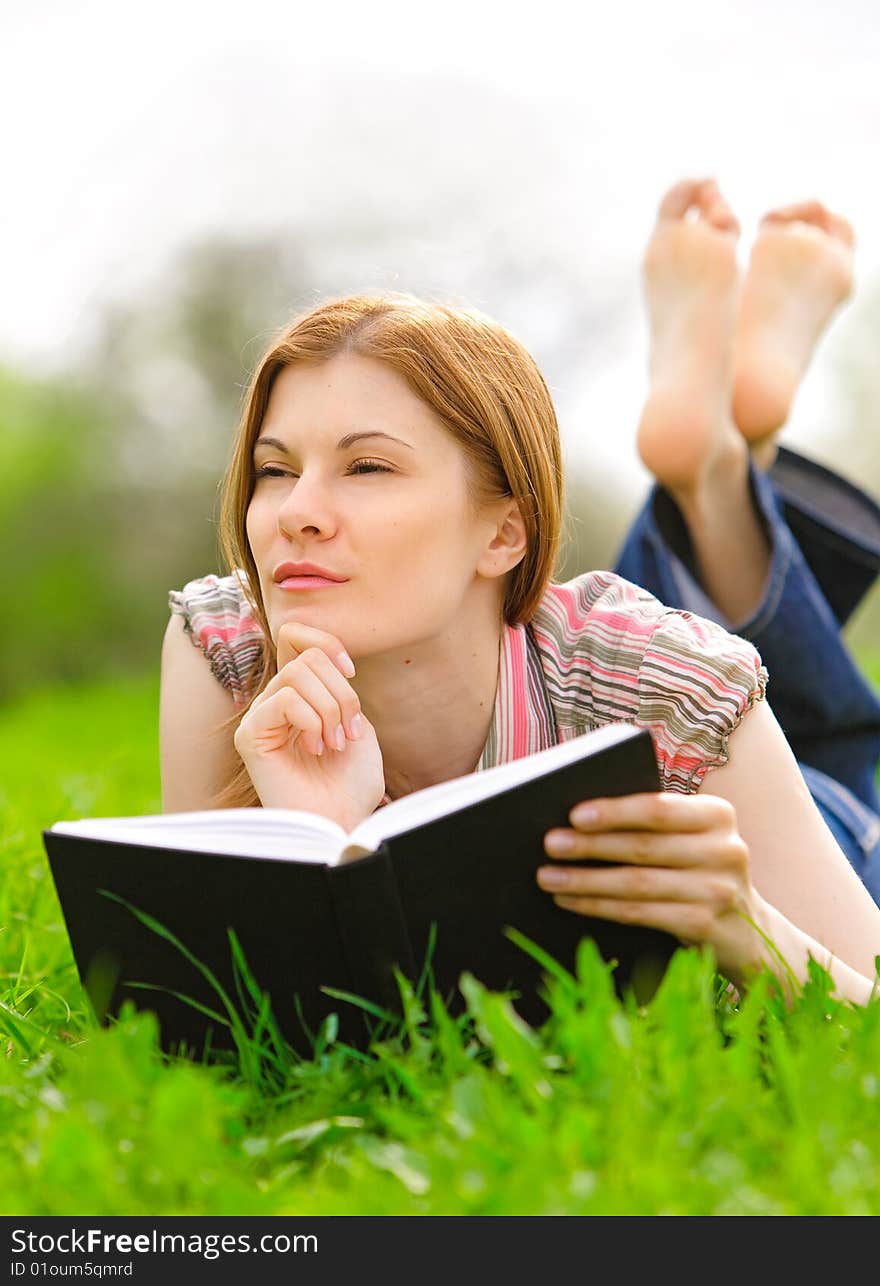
left=276, top=469, right=338, bottom=539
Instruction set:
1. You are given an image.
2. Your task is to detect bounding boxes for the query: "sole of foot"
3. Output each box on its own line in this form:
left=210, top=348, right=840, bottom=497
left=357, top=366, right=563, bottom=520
left=637, top=177, right=747, bottom=493
left=731, top=201, right=855, bottom=466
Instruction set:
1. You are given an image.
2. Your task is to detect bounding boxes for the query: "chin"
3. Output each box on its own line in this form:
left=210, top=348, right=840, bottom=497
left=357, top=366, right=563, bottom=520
left=270, top=603, right=342, bottom=639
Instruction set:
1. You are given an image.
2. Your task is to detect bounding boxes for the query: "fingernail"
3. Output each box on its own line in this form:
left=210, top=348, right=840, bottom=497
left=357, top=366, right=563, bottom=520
left=349, top=713, right=364, bottom=738
left=315, top=737, right=324, bottom=756
left=570, top=804, right=598, bottom=827
left=336, top=652, right=356, bottom=678
left=545, top=831, right=575, bottom=854
left=538, top=866, right=570, bottom=888
left=334, top=724, right=346, bottom=751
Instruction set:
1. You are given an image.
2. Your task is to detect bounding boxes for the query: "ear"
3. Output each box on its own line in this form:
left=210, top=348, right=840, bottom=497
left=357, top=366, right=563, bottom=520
left=476, top=498, right=528, bottom=580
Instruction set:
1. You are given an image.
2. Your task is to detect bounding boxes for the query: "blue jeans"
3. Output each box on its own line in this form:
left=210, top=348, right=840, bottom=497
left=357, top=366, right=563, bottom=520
left=614, top=446, right=880, bottom=905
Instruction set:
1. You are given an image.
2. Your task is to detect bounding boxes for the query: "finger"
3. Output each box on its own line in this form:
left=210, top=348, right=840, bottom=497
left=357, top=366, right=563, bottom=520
left=296, top=649, right=364, bottom=741
left=566, top=792, right=736, bottom=834
left=276, top=620, right=355, bottom=677
left=543, top=826, right=739, bottom=868
left=537, top=861, right=741, bottom=913
left=550, top=894, right=715, bottom=945
left=252, top=648, right=362, bottom=736
left=277, top=657, right=358, bottom=752
left=237, top=687, right=325, bottom=757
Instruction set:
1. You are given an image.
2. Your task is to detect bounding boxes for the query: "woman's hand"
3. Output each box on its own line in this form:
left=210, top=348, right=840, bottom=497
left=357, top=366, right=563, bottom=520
left=537, top=792, right=773, bottom=987
left=233, top=621, right=385, bottom=830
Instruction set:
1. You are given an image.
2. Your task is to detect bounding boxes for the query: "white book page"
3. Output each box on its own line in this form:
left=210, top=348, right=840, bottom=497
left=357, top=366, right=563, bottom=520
left=50, top=807, right=348, bottom=864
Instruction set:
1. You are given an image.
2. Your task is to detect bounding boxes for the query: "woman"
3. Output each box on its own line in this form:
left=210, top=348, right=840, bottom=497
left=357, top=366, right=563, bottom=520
left=160, top=179, right=880, bottom=1007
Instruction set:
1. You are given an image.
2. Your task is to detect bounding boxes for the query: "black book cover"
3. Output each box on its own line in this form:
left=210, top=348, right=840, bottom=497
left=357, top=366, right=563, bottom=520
left=380, top=727, right=675, bottom=1026
left=43, top=726, right=677, bottom=1059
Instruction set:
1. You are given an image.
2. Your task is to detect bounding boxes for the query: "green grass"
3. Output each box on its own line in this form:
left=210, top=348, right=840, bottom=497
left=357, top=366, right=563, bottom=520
left=3, top=672, right=880, bottom=1215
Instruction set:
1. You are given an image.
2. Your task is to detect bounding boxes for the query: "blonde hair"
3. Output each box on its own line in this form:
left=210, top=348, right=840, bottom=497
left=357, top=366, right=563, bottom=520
left=211, top=291, right=565, bottom=808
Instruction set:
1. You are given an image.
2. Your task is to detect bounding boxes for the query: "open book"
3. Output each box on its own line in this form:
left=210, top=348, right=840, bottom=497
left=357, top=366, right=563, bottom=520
left=52, top=721, right=657, bottom=863
left=44, top=722, right=677, bottom=1057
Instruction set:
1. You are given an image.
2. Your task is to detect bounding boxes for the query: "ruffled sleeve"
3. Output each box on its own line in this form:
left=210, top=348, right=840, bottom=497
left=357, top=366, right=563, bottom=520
left=530, top=570, right=768, bottom=793
left=636, top=599, right=768, bottom=791
left=168, top=571, right=266, bottom=708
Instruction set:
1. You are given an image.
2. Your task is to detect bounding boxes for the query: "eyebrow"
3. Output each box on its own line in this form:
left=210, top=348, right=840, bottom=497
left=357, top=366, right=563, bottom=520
left=253, top=430, right=415, bottom=454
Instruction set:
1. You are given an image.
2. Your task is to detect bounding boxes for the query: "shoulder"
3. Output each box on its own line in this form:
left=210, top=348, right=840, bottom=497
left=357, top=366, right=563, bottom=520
left=531, top=568, right=671, bottom=660
left=530, top=570, right=768, bottom=792
left=529, top=569, right=679, bottom=713
left=167, top=570, right=266, bottom=706
left=168, top=569, right=258, bottom=623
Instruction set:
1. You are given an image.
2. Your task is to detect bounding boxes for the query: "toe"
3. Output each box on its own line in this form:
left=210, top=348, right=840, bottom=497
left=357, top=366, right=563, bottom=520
left=657, top=178, right=738, bottom=234
left=828, top=212, right=856, bottom=248
left=761, top=200, right=833, bottom=233
left=760, top=201, right=855, bottom=248
left=695, top=179, right=739, bottom=234
left=706, top=197, right=740, bottom=235
left=657, top=177, right=714, bottom=221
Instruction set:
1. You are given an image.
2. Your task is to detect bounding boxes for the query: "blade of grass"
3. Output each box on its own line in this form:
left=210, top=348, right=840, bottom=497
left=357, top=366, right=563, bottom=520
left=97, top=889, right=254, bottom=1057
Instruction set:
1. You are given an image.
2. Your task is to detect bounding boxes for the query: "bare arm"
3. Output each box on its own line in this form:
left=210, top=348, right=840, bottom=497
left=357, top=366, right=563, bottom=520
left=159, top=614, right=239, bottom=812
left=701, top=697, right=880, bottom=994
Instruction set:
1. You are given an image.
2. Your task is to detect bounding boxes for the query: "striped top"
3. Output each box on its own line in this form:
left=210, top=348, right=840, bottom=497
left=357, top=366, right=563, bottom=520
left=169, top=569, right=768, bottom=797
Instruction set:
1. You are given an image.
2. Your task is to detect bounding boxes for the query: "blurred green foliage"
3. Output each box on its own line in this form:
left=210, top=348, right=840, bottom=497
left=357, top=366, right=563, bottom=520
left=0, top=363, right=220, bottom=699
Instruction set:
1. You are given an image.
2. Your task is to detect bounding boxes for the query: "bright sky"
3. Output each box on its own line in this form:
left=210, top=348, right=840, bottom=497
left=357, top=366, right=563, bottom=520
left=4, top=0, right=879, bottom=496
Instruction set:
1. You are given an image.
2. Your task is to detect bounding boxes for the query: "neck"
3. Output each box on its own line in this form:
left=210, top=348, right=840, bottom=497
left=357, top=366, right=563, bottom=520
left=353, top=596, right=506, bottom=800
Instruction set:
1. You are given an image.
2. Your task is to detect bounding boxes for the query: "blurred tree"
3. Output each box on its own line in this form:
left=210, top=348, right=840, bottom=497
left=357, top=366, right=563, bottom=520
left=0, top=365, right=219, bottom=700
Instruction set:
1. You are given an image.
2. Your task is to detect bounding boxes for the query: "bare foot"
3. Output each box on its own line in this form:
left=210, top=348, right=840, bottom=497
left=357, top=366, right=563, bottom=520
left=732, top=201, right=855, bottom=468
left=637, top=178, right=747, bottom=493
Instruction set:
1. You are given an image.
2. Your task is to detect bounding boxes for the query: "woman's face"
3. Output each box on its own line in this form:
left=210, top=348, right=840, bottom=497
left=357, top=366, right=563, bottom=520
left=246, top=353, right=512, bottom=658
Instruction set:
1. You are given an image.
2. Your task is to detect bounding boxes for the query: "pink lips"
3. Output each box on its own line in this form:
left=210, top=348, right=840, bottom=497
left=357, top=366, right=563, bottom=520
left=272, top=561, right=349, bottom=591
left=277, top=575, right=346, bottom=590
